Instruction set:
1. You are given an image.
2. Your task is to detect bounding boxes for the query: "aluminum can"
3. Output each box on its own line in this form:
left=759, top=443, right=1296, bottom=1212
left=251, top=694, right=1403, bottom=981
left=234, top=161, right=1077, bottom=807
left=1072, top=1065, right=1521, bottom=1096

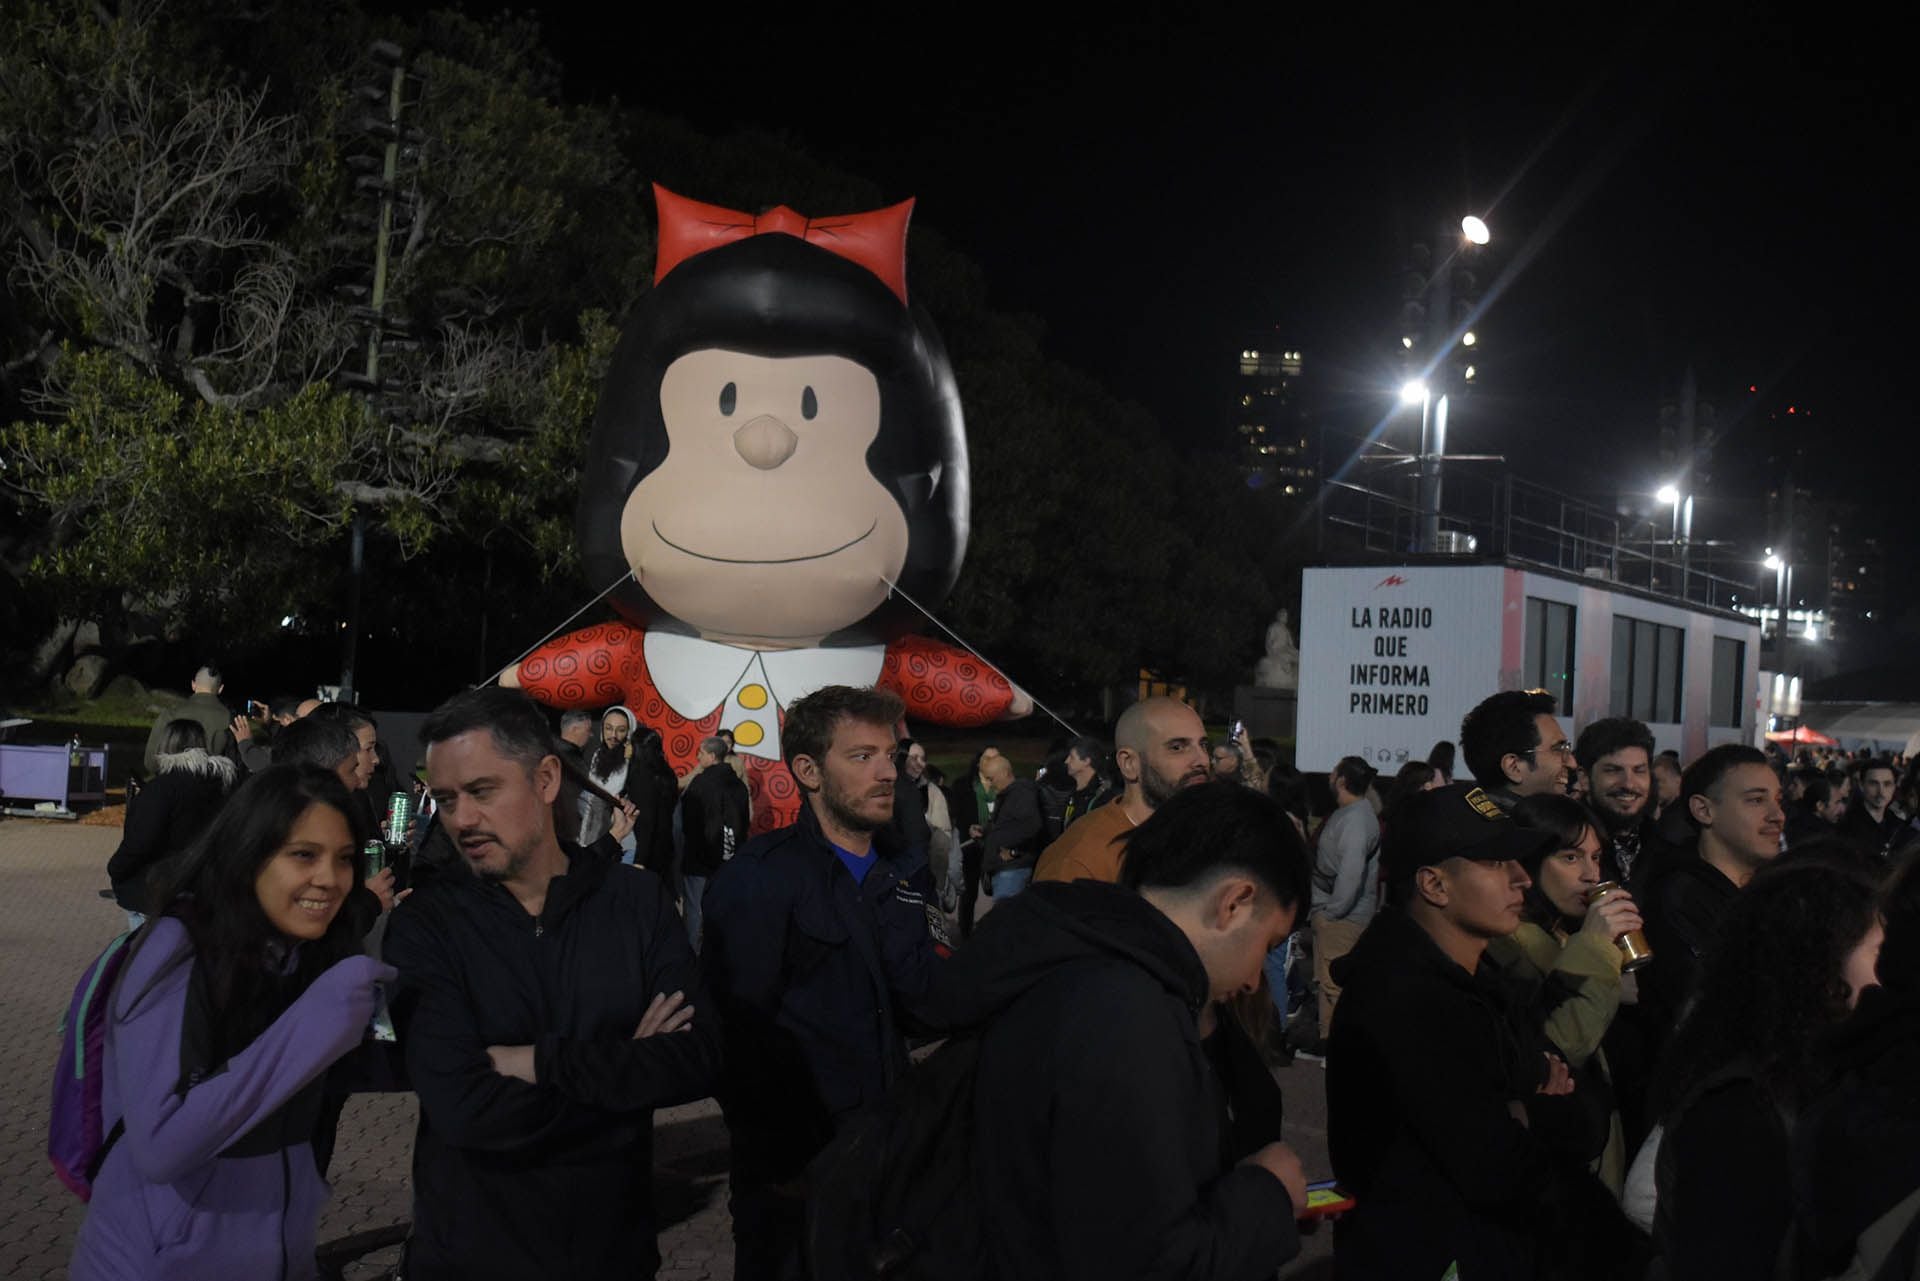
left=363, top=838, right=386, bottom=878
left=1589, top=880, right=1653, bottom=971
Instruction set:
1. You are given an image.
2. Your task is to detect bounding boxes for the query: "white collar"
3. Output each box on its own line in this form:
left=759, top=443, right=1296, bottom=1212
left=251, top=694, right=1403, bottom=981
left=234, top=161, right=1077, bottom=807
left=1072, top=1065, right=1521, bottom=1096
left=643, top=631, right=886, bottom=721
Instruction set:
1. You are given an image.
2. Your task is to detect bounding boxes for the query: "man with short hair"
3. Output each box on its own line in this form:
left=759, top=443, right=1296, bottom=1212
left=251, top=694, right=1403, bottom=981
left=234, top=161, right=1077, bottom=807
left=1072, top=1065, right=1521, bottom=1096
left=232, top=693, right=305, bottom=772
left=701, top=685, right=948, bottom=1281
left=1841, top=758, right=1904, bottom=861
left=1459, top=688, right=1572, bottom=805
left=1032, top=696, right=1208, bottom=885
left=1328, top=783, right=1572, bottom=1278
left=141, top=664, right=234, bottom=776
left=1785, top=773, right=1848, bottom=848
left=1211, top=742, right=1245, bottom=781
left=947, top=781, right=1311, bottom=1280
left=1574, top=716, right=1662, bottom=886
left=1307, top=756, right=1381, bottom=1047
left=387, top=687, right=719, bottom=1281
left=271, top=717, right=364, bottom=793
left=680, top=735, right=749, bottom=951
left=306, top=702, right=378, bottom=792
left=1652, top=750, right=1683, bottom=817
left=974, top=753, right=1046, bottom=901
left=1640, top=745, right=1785, bottom=1035
left=1060, top=735, right=1113, bottom=826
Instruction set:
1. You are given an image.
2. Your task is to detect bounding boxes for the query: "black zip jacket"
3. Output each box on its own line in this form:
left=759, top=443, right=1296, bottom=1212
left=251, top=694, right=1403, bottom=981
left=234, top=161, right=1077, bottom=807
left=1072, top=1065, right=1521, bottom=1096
left=938, top=880, right=1300, bottom=1281
left=703, top=804, right=948, bottom=1185
left=681, top=761, right=750, bottom=879
left=1639, top=851, right=1740, bottom=1038
left=384, top=842, right=719, bottom=1280
left=1328, top=910, right=1559, bottom=1280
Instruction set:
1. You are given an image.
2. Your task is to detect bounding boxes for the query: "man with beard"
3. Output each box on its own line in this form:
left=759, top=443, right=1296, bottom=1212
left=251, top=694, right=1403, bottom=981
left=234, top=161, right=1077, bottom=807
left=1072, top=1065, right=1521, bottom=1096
left=386, top=687, right=719, bottom=1280
left=579, top=706, right=638, bottom=847
left=1574, top=717, right=1664, bottom=888
left=701, top=685, right=949, bottom=1281
left=1033, top=696, right=1210, bottom=885
left=1841, top=758, right=1907, bottom=862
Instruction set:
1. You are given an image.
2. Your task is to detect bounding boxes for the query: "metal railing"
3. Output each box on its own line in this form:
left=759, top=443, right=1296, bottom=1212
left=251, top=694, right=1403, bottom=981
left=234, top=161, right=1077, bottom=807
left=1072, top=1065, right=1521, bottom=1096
left=1319, top=466, right=1757, bottom=613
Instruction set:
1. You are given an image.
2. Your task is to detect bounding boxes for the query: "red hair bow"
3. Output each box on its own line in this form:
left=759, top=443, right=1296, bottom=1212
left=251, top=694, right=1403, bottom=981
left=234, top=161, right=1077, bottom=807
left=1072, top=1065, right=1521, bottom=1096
left=652, top=184, right=915, bottom=305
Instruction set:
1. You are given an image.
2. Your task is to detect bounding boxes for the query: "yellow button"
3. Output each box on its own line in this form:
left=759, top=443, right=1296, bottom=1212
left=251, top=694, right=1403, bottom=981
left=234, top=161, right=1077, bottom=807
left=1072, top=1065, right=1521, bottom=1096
left=733, top=720, right=765, bottom=747
left=737, top=683, right=769, bottom=710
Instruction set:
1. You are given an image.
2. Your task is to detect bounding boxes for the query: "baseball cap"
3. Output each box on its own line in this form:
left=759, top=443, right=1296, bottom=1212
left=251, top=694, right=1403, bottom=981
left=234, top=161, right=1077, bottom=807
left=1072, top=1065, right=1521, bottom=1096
left=1381, top=783, right=1559, bottom=885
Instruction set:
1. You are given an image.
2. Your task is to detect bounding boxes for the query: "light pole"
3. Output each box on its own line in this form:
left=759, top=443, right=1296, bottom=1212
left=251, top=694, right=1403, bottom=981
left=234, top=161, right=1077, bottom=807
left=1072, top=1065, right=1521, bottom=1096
left=1399, top=214, right=1488, bottom=554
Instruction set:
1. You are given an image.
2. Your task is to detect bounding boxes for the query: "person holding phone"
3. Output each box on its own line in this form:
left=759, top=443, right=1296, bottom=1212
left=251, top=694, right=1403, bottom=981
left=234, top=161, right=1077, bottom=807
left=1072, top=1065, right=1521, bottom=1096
left=71, top=766, right=395, bottom=1280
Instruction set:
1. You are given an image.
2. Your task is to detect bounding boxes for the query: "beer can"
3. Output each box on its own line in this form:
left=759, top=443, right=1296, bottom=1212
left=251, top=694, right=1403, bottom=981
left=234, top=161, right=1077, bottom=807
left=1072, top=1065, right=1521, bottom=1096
left=1588, top=880, right=1653, bottom=972
left=363, top=838, right=386, bottom=879
left=384, top=791, right=412, bottom=846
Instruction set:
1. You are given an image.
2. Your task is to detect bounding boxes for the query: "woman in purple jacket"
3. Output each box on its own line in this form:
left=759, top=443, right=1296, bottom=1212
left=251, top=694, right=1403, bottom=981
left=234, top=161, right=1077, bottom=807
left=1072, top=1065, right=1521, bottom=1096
left=71, top=765, right=395, bottom=1281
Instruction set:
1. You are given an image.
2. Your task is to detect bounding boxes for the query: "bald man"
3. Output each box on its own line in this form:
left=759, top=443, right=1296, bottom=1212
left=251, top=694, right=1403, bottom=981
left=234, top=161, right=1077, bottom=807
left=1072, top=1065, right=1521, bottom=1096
left=1033, top=697, right=1209, bottom=885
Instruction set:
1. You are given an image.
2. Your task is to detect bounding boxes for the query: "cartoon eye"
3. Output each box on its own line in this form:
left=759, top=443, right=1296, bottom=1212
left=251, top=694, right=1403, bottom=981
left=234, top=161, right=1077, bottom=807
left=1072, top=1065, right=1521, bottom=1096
left=801, top=386, right=818, bottom=420
left=719, top=382, right=737, bottom=416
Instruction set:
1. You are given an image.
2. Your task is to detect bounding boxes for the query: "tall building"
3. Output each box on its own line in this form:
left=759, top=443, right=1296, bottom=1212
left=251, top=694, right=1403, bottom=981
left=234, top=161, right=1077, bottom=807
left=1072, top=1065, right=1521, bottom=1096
left=1232, top=337, right=1314, bottom=496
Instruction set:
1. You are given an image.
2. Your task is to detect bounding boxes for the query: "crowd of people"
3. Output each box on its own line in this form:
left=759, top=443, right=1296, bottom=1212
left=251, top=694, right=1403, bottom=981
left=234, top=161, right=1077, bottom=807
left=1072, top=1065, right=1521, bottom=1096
left=57, top=665, right=1920, bottom=1279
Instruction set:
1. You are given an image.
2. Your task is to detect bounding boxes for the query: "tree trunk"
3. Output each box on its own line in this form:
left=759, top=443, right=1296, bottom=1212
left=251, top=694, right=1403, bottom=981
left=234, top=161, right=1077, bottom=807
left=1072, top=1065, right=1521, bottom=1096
left=27, top=616, right=81, bottom=685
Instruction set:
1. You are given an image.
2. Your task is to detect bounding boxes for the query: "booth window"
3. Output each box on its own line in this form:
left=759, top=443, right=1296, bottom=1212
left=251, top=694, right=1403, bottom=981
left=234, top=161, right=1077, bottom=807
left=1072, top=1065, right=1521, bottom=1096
left=1711, top=636, right=1745, bottom=728
left=1610, top=616, right=1684, bottom=722
left=1524, top=597, right=1575, bottom=714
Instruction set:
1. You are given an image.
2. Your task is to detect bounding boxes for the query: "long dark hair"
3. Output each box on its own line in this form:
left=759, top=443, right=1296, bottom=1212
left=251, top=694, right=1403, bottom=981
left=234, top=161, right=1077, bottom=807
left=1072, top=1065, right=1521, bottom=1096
left=146, top=765, right=372, bottom=1064
left=1653, top=857, right=1880, bottom=1122
left=1511, top=792, right=1604, bottom=931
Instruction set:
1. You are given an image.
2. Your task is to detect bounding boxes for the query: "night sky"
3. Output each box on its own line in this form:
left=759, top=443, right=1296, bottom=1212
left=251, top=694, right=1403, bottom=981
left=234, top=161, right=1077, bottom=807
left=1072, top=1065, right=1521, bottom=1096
left=467, top=15, right=1912, bottom=563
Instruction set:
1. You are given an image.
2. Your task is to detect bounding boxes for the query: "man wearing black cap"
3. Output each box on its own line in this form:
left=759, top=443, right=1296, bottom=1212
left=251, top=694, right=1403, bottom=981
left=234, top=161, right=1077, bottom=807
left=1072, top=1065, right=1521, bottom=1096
left=1326, top=784, right=1578, bottom=1280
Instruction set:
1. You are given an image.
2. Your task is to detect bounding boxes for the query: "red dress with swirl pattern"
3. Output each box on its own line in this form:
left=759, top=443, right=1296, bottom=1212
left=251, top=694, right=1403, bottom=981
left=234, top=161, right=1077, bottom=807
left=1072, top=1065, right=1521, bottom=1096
left=516, top=625, right=1013, bottom=835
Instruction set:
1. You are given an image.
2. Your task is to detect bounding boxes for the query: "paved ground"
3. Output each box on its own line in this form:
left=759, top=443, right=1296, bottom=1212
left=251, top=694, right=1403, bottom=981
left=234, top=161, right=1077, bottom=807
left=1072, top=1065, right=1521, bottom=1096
left=0, top=818, right=1332, bottom=1279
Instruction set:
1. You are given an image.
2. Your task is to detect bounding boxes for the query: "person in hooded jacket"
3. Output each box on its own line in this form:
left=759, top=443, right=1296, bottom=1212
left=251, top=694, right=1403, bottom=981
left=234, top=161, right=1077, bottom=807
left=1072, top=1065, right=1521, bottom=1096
left=71, top=765, right=392, bottom=1281
left=1793, top=854, right=1920, bottom=1278
left=107, top=719, right=239, bottom=926
left=943, top=779, right=1311, bottom=1281
left=385, top=688, right=720, bottom=1281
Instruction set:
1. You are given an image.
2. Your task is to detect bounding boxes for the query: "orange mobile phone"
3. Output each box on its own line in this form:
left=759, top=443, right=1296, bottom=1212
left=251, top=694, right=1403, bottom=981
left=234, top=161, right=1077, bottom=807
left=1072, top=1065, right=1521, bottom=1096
left=1300, top=1178, right=1356, bottom=1221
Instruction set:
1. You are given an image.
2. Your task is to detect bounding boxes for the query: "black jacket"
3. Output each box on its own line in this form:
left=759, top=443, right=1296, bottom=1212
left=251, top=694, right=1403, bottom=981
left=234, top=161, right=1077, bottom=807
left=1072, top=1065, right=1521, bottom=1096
left=1327, top=910, right=1559, bottom=1280
left=1794, top=985, right=1920, bottom=1278
left=980, top=778, right=1047, bottom=873
left=702, top=803, right=947, bottom=1184
left=384, top=843, right=719, bottom=1280
left=940, top=880, right=1299, bottom=1281
left=680, top=761, right=749, bottom=878
left=1639, top=852, right=1741, bottom=1038
left=106, top=750, right=237, bottom=912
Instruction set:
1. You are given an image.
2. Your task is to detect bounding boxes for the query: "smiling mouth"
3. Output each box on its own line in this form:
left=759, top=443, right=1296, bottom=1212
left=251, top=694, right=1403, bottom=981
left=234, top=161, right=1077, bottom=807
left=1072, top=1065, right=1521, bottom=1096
left=651, top=519, right=878, bottom=565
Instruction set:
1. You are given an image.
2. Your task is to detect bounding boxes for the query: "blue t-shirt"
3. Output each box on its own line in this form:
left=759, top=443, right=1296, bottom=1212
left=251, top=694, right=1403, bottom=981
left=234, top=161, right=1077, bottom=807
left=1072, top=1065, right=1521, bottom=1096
left=831, top=840, right=877, bottom=886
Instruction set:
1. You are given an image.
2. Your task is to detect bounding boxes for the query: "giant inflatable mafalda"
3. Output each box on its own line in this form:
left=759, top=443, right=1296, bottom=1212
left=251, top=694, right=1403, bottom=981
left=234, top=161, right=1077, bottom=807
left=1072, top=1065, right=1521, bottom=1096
left=506, top=186, right=1029, bottom=833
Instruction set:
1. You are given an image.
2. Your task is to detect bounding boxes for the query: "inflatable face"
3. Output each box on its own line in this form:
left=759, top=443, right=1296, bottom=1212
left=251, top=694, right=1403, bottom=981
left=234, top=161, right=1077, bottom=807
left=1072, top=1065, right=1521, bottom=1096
left=577, top=188, right=969, bottom=649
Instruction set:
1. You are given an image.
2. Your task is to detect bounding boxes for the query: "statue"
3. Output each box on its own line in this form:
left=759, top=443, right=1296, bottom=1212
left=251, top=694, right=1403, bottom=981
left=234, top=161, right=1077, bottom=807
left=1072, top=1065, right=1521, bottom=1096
left=1254, top=609, right=1299, bottom=690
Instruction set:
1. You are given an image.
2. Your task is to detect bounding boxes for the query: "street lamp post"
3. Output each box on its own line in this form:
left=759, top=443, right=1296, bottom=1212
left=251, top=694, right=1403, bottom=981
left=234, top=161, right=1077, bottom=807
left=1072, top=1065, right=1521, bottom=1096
left=1400, top=214, right=1489, bottom=554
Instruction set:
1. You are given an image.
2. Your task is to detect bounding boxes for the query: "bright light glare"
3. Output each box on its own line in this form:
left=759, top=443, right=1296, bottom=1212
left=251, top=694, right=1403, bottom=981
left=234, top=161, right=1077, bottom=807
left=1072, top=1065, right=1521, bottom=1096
left=1462, top=331, right=1477, bottom=347
left=1463, top=365, right=1477, bottom=381
left=1400, top=336, right=1414, bottom=349
left=1399, top=380, right=1428, bottom=405
left=1656, top=484, right=1681, bottom=505
left=1764, top=554, right=1784, bottom=571
left=1461, top=215, right=1491, bottom=245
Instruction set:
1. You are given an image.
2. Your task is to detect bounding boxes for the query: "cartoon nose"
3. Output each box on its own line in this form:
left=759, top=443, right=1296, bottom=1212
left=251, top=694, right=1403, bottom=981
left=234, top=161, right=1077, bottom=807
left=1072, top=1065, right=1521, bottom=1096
left=733, top=415, right=799, bottom=470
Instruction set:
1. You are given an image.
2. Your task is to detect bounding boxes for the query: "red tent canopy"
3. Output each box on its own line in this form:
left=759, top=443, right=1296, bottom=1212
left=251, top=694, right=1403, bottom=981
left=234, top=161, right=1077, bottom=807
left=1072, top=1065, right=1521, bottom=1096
left=1766, top=725, right=1839, bottom=747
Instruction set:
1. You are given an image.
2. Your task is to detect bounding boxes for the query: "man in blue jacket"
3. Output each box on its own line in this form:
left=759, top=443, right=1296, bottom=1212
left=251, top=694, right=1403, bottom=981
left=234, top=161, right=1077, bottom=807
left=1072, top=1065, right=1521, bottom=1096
left=702, top=684, right=949, bottom=1281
